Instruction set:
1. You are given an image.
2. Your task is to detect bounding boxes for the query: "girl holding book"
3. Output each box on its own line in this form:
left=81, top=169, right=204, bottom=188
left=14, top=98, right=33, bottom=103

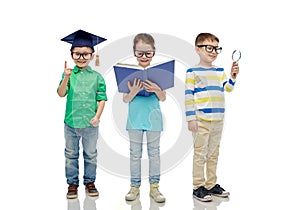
left=123, top=33, right=166, bottom=203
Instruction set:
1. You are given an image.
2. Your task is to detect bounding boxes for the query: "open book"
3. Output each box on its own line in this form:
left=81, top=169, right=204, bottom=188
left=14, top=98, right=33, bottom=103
left=113, top=60, right=175, bottom=96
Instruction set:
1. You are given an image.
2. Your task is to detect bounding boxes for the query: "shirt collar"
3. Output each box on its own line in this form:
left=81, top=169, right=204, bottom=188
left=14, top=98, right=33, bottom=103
left=73, top=65, right=93, bottom=74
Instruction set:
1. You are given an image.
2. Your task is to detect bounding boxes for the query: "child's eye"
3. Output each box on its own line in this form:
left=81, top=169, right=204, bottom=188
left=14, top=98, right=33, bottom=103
left=206, top=46, right=213, bottom=51
left=145, top=52, right=154, bottom=56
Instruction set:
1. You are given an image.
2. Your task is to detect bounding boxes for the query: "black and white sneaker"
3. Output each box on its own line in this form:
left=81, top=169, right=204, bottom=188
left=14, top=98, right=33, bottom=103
left=208, top=184, right=230, bottom=198
left=193, top=186, right=213, bottom=202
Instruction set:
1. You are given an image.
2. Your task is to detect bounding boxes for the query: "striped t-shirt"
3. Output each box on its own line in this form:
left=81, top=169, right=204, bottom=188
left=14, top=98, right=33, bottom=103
left=185, top=66, right=235, bottom=121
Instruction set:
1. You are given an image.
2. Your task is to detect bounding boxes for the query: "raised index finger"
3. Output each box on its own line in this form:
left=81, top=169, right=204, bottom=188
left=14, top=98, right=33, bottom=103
left=64, top=61, right=67, bottom=69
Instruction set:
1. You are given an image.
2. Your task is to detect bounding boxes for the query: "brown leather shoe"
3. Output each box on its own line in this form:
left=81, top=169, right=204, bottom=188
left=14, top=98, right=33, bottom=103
left=85, top=182, right=99, bottom=197
left=67, top=184, right=78, bottom=199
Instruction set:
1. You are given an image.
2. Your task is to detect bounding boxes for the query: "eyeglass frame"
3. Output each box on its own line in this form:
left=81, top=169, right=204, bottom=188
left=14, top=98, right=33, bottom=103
left=197, top=45, right=222, bottom=54
left=133, top=50, right=156, bottom=58
left=71, top=52, right=93, bottom=60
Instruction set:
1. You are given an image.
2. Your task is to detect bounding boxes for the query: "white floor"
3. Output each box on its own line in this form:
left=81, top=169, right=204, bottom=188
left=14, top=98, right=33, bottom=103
left=66, top=193, right=230, bottom=210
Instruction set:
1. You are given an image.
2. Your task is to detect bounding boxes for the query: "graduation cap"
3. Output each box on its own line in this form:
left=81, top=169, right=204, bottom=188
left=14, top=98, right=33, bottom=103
left=61, top=29, right=106, bottom=66
left=61, top=29, right=106, bottom=52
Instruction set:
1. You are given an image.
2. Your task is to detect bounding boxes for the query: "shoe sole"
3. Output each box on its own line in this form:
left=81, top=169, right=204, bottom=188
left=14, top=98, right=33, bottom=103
left=193, top=195, right=213, bottom=202
left=210, top=193, right=229, bottom=198
left=150, top=194, right=166, bottom=203
left=67, top=194, right=78, bottom=199
left=152, top=197, right=166, bottom=203
left=86, top=192, right=99, bottom=197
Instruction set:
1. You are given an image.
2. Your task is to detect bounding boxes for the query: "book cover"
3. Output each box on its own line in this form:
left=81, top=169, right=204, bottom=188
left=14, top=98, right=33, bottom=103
left=113, top=60, right=175, bottom=96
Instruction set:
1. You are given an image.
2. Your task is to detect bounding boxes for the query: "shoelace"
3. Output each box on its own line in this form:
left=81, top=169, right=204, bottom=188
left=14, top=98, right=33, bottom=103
left=129, top=187, right=138, bottom=193
left=68, top=185, right=77, bottom=191
left=214, top=184, right=225, bottom=192
left=151, top=187, right=162, bottom=196
left=86, top=183, right=96, bottom=190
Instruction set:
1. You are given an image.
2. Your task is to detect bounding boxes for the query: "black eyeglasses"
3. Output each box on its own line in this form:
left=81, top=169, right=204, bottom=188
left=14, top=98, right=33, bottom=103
left=71, top=52, right=93, bottom=60
left=134, top=50, right=155, bottom=58
left=197, top=45, right=222, bottom=54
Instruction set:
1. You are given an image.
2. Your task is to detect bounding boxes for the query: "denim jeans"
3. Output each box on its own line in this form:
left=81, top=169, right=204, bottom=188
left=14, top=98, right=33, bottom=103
left=64, top=124, right=98, bottom=186
left=128, top=130, right=161, bottom=187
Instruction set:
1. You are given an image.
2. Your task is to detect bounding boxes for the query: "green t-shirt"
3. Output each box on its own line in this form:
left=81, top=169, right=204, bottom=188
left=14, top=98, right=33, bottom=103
left=59, top=66, right=107, bottom=128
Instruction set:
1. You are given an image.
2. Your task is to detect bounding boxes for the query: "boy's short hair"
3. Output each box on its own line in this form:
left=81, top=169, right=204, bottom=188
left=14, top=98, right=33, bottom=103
left=195, top=33, right=219, bottom=45
left=133, top=33, right=156, bottom=50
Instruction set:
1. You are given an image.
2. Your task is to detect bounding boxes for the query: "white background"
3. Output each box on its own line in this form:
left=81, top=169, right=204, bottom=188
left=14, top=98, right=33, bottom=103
left=1, top=0, right=300, bottom=209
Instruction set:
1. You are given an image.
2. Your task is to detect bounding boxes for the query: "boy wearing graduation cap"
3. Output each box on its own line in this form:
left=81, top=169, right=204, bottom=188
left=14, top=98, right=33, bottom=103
left=57, top=30, right=107, bottom=199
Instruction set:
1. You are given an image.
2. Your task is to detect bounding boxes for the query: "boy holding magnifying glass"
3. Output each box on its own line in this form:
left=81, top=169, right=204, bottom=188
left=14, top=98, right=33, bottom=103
left=185, top=32, right=239, bottom=201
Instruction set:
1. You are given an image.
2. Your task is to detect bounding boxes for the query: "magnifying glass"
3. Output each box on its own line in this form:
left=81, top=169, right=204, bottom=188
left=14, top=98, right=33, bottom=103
left=232, top=50, right=241, bottom=76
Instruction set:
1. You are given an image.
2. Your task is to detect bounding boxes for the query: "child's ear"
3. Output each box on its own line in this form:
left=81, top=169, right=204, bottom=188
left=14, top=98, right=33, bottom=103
left=195, top=46, right=200, bottom=54
left=91, top=53, right=95, bottom=60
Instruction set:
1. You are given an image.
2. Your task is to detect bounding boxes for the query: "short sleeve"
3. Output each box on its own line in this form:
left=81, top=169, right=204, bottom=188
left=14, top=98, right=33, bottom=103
left=96, top=74, right=107, bottom=101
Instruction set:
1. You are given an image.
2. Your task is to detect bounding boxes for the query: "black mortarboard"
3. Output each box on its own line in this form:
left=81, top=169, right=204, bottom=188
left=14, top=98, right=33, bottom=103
left=61, top=29, right=106, bottom=52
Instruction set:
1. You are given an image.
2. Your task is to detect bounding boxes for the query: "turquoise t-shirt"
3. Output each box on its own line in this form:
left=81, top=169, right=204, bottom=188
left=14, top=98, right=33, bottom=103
left=126, top=94, right=163, bottom=131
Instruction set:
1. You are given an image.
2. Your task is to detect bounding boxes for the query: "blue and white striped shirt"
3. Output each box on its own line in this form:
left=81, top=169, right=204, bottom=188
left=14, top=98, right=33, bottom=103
left=185, top=66, right=235, bottom=121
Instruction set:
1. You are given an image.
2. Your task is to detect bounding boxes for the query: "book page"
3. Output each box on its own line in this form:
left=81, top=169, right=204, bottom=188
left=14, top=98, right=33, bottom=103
left=115, top=60, right=173, bottom=70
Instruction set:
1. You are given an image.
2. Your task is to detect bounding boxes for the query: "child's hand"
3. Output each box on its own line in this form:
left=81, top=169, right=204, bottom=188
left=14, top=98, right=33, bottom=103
left=90, top=116, right=99, bottom=127
left=64, top=61, right=73, bottom=78
left=143, top=80, right=161, bottom=92
left=188, top=120, right=198, bottom=132
left=128, top=78, right=143, bottom=94
left=231, top=62, right=239, bottom=79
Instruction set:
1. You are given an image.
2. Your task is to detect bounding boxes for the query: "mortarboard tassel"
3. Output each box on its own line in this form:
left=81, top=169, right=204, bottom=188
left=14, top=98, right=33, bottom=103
left=95, top=37, right=100, bottom=66
left=95, top=54, right=100, bottom=66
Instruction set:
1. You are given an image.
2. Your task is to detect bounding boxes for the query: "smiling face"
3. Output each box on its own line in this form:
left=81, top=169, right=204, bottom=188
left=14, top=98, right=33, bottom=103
left=134, top=40, right=155, bottom=68
left=71, top=46, right=94, bottom=69
left=195, top=39, right=220, bottom=67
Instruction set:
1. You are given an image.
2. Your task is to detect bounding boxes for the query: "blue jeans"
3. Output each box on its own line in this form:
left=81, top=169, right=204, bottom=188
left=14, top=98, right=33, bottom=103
left=128, top=130, right=161, bottom=187
left=64, top=124, right=98, bottom=186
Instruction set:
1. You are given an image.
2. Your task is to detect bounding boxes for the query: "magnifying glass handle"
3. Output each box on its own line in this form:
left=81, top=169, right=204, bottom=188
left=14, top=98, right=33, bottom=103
left=232, top=62, right=237, bottom=77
